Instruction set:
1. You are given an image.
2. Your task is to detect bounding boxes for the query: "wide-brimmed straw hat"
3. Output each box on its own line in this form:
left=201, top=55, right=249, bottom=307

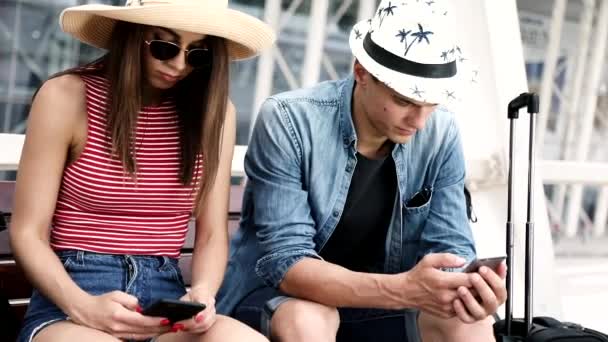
left=60, top=0, right=275, bottom=60
left=349, top=0, right=478, bottom=107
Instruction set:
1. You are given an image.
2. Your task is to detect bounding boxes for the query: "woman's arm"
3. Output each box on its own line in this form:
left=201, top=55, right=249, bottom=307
left=189, top=100, right=236, bottom=298
left=9, top=75, right=168, bottom=338
left=178, top=100, right=235, bottom=333
left=9, top=75, right=91, bottom=313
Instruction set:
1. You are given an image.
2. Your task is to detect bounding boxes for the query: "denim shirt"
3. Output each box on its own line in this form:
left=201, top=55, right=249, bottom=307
left=217, top=75, right=476, bottom=314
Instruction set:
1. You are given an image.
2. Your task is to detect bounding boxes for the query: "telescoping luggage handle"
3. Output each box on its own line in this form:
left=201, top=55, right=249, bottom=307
left=504, top=93, right=539, bottom=337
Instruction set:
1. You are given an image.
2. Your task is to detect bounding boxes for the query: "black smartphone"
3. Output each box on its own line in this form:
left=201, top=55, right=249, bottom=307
left=142, top=299, right=206, bottom=323
left=463, top=256, right=506, bottom=273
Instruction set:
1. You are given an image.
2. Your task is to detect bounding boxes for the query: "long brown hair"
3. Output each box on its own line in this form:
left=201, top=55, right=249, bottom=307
left=40, top=21, right=230, bottom=213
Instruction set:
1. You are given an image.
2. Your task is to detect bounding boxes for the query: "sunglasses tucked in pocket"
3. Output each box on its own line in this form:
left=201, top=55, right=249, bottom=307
left=405, top=187, right=432, bottom=208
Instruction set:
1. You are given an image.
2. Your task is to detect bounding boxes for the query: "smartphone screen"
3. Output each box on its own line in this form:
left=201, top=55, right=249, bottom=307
left=463, top=256, right=506, bottom=273
left=142, top=299, right=206, bottom=323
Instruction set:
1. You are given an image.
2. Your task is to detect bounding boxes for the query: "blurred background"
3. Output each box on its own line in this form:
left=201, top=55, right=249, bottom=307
left=1, top=0, right=606, bottom=330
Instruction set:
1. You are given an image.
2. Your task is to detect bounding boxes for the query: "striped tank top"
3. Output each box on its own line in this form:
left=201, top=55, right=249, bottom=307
left=51, top=74, right=202, bottom=257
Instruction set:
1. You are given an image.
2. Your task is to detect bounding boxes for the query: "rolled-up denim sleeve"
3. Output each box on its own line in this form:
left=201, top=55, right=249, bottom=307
left=246, top=98, right=321, bottom=288
left=419, top=121, right=477, bottom=270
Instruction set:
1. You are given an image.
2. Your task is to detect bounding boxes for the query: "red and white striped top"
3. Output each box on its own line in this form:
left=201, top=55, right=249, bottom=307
left=51, top=74, right=202, bottom=257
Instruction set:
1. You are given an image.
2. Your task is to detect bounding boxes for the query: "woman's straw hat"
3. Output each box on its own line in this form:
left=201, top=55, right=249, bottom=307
left=60, top=0, right=275, bottom=60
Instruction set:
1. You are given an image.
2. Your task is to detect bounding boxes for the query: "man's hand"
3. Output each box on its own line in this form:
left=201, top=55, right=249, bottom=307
left=453, top=262, right=507, bottom=323
left=398, top=253, right=472, bottom=318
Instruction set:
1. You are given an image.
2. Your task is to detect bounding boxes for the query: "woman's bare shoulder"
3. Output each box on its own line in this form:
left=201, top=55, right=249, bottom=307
left=37, top=73, right=86, bottom=104
left=29, top=73, right=87, bottom=139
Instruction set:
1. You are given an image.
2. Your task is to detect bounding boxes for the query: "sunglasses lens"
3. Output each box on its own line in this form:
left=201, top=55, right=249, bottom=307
left=187, top=49, right=212, bottom=68
left=149, top=41, right=180, bottom=61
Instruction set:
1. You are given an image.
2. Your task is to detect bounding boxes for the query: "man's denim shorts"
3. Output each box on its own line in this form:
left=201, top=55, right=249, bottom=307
left=17, top=250, right=187, bottom=342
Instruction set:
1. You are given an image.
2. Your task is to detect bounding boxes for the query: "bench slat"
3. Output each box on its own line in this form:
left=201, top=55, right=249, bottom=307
left=0, top=261, right=32, bottom=300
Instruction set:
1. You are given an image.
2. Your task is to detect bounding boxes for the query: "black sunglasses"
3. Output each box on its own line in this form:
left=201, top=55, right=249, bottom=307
left=144, top=40, right=211, bottom=68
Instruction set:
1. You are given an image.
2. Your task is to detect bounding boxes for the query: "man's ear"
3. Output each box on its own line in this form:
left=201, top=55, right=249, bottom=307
left=353, top=60, right=368, bottom=86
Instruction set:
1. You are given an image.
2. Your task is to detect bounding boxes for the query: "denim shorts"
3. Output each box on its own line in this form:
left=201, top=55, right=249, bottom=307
left=232, top=286, right=422, bottom=342
left=17, top=250, right=187, bottom=342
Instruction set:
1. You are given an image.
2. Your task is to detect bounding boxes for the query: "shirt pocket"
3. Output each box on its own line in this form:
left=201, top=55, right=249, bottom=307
left=402, top=188, right=433, bottom=269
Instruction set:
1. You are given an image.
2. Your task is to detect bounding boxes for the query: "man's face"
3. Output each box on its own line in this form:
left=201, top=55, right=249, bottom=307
left=354, top=64, right=437, bottom=144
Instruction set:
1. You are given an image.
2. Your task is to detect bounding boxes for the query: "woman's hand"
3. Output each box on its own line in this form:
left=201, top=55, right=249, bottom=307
left=69, top=291, right=171, bottom=340
left=171, top=286, right=217, bottom=334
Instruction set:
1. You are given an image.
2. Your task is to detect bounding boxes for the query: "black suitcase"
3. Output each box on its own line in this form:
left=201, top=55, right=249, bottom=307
left=492, top=93, right=608, bottom=341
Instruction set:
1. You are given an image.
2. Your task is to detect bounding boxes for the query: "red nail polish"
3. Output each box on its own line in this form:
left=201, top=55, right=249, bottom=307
left=195, top=314, right=204, bottom=323
left=136, top=305, right=143, bottom=313
left=160, top=319, right=170, bottom=326
left=171, top=323, right=185, bottom=332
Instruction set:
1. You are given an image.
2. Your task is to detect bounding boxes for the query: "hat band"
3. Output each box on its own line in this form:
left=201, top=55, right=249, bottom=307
left=363, top=33, right=457, bottom=79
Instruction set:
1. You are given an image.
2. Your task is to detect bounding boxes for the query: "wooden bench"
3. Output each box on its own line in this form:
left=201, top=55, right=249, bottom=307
left=0, top=180, right=244, bottom=340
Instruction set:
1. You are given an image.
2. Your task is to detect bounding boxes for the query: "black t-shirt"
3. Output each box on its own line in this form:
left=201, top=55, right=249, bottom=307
left=319, top=152, right=397, bottom=272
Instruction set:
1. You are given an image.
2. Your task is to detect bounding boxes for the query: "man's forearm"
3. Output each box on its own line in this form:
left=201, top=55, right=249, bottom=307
left=279, top=257, right=410, bottom=310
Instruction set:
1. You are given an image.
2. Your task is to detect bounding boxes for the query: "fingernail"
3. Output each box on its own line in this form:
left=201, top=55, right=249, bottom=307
left=160, top=319, right=170, bottom=326
left=479, top=266, right=488, bottom=274
left=171, top=323, right=184, bottom=332
left=195, top=314, right=204, bottom=323
left=136, top=305, right=143, bottom=313
left=459, top=287, right=467, bottom=296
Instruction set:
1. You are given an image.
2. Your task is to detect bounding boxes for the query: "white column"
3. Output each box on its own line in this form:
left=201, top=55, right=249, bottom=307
left=3, top=1, right=22, bottom=132
left=357, top=0, right=376, bottom=22
left=593, top=186, right=608, bottom=236
left=564, top=0, right=608, bottom=237
left=351, top=0, right=376, bottom=69
left=300, top=0, right=329, bottom=87
left=458, top=0, right=561, bottom=318
left=250, top=0, right=281, bottom=137
left=554, top=0, right=595, bottom=215
left=536, top=0, right=567, bottom=152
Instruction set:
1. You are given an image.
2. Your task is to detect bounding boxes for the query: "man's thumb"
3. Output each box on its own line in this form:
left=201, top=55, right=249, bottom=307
left=421, top=253, right=467, bottom=268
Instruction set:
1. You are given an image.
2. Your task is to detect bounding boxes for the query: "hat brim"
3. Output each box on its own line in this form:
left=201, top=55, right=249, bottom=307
left=60, top=4, right=276, bottom=60
left=349, top=19, right=477, bottom=107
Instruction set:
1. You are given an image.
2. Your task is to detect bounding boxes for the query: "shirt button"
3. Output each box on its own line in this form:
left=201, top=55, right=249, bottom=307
left=333, top=210, right=340, bottom=217
left=345, top=165, right=353, bottom=173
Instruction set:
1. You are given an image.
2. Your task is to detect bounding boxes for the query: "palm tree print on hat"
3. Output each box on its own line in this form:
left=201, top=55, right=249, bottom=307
left=355, top=28, right=363, bottom=40
left=411, top=85, right=425, bottom=98
left=445, top=90, right=456, bottom=100
left=471, top=70, right=479, bottom=83
left=441, top=50, right=449, bottom=61
left=377, top=2, right=398, bottom=27
left=397, top=23, right=434, bottom=56
left=396, top=29, right=412, bottom=49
